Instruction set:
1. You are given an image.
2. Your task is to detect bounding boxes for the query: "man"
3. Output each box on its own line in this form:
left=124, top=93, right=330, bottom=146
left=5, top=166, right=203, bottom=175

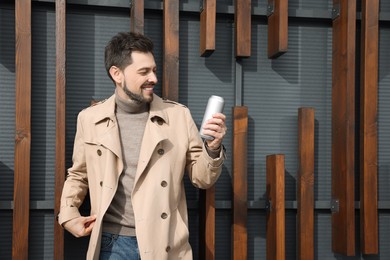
left=58, top=31, right=226, bottom=260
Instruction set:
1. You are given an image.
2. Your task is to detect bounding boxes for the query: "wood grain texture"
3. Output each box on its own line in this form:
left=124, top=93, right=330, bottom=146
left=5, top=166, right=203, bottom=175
left=200, top=0, right=216, bottom=57
left=360, top=0, right=379, bottom=255
left=13, top=0, right=32, bottom=258
left=266, top=154, right=285, bottom=260
left=199, top=186, right=216, bottom=260
left=297, top=108, right=315, bottom=260
left=235, top=0, right=251, bottom=57
left=54, top=0, right=66, bottom=259
left=331, top=0, right=356, bottom=256
left=130, top=0, right=144, bottom=34
left=267, top=0, right=288, bottom=59
left=163, top=0, right=179, bottom=101
left=232, top=106, right=248, bottom=260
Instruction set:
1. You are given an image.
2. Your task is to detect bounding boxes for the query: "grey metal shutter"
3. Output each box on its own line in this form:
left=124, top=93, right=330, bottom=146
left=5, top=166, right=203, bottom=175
left=0, top=4, right=15, bottom=260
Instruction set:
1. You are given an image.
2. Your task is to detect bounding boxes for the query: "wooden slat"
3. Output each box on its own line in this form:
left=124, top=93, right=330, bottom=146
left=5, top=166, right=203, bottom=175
left=331, top=0, right=356, bottom=256
left=360, top=0, right=379, bottom=255
left=267, top=0, right=288, bottom=59
left=199, top=186, right=215, bottom=260
left=163, top=0, right=179, bottom=101
left=54, top=0, right=66, bottom=259
left=266, top=154, right=285, bottom=260
left=232, top=106, right=248, bottom=260
left=200, top=0, right=216, bottom=57
left=13, top=0, right=32, bottom=258
left=130, top=0, right=144, bottom=34
left=234, top=0, right=251, bottom=57
left=297, top=108, right=315, bottom=260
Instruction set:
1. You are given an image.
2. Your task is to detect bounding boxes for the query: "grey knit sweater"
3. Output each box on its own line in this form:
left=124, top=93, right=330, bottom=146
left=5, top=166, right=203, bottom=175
left=102, top=92, right=148, bottom=236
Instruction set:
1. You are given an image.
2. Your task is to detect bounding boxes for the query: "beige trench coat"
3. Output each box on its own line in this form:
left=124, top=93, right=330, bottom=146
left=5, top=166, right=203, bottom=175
left=58, top=94, right=225, bottom=260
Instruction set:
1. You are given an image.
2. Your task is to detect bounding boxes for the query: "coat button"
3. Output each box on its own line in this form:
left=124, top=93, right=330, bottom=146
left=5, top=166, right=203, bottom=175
left=97, top=149, right=102, bottom=156
left=161, top=212, right=168, bottom=219
left=100, top=181, right=103, bottom=187
left=165, top=246, right=171, bottom=252
left=157, top=149, right=164, bottom=155
left=161, top=181, right=167, bottom=187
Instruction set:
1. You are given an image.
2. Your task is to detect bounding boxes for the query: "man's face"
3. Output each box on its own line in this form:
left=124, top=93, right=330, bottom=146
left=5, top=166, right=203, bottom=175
left=116, top=51, right=157, bottom=104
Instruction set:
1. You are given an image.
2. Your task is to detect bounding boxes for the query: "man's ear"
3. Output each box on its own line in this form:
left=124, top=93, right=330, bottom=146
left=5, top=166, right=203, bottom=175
left=109, top=66, right=123, bottom=85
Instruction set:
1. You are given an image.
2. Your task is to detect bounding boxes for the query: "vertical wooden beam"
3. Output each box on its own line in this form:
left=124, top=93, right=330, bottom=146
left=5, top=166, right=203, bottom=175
left=266, top=154, right=285, bottom=260
left=331, top=0, right=356, bottom=256
left=360, top=0, right=379, bottom=255
left=200, top=0, right=216, bottom=57
left=267, top=0, right=288, bottom=59
left=13, top=0, right=32, bottom=259
left=232, top=106, right=248, bottom=260
left=199, top=186, right=215, bottom=260
left=297, top=108, right=315, bottom=260
left=163, top=0, right=179, bottom=101
left=130, top=0, right=144, bottom=34
left=235, top=0, right=251, bottom=57
left=54, top=0, right=66, bottom=259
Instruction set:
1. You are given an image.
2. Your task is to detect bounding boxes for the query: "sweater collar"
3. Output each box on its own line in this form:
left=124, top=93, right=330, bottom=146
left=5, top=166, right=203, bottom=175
left=115, top=89, right=148, bottom=114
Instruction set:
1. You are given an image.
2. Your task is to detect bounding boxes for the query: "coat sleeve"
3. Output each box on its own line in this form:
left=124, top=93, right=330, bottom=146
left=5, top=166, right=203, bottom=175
left=184, top=108, right=225, bottom=189
left=58, top=112, right=89, bottom=225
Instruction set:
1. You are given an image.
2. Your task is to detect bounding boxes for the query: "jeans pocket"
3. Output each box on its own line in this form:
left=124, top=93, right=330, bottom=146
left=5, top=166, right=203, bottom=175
left=100, top=232, right=116, bottom=251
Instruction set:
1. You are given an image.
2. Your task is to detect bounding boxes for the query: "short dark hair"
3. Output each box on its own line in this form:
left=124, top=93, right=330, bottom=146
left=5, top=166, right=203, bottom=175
left=104, top=32, right=154, bottom=82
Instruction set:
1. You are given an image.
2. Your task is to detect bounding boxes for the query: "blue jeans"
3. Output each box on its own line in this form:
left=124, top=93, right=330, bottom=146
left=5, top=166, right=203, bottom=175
left=100, top=232, right=140, bottom=260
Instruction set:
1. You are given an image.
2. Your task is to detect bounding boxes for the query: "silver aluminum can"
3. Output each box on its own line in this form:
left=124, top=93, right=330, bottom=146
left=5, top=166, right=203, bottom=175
left=200, top=95, right=225, bottom=140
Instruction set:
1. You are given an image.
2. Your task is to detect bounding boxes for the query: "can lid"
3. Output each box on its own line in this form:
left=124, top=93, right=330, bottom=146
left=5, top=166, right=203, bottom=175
left=210, top=95, right=224, bottom=101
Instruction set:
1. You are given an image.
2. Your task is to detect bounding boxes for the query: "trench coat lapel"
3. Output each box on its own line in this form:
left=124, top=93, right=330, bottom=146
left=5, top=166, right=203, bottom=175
left=134, top=95, right=169, bottom=186
left=92, top=95, right=122, bottom=166
left=96, top=121, right=122, bottom=163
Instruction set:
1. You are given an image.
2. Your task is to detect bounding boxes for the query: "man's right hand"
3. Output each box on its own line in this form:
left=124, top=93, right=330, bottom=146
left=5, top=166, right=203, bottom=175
left=63, top=215, right=97, bottom=237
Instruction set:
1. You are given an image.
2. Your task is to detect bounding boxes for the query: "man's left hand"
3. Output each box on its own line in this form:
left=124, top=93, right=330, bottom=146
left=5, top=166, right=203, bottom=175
left=203, top=113, right=227, bottom=150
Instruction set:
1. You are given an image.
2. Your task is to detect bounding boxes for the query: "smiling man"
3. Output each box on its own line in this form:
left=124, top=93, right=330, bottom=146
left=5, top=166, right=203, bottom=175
left=58, top=32, right=227, bottom=260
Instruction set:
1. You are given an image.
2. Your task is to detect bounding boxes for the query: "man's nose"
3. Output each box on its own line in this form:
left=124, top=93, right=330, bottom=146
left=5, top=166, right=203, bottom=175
left=148, top=73, right=158, bottom=84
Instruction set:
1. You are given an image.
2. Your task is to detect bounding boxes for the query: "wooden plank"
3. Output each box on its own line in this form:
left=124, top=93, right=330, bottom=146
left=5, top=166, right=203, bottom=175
left=331, top=0, right=356, bottom=256
left=232, top=106, right=248, bottom=260
left=200, top=0, right=216, bottom=57
left=297, top=108, right=315, bottom=260
left=163, top=0, right=179, bottom=101
left=13, top=0, right=32, bottom=259
left=267, top=0, right=288, bottom=59
left=54, top=0, right=66, bottom=259
left=266, top=154, right=285, bottom=260
left=360, top=0, right=379, bottom=255
left=234, top=0, right=251, bottom=57
left=130, top=0, right=144, bottom=34
left=199, top=186, right=215, bottom=260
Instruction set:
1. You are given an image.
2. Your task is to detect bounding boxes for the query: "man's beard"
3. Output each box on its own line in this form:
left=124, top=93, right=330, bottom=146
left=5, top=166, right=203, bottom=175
left=122, top=80, right=153, bottom=104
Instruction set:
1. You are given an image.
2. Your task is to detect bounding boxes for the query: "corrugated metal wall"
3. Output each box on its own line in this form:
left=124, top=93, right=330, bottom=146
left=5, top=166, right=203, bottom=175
left=0, top=0, right=389, bottom=259
left=0, top=4, right=16, bottom=259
